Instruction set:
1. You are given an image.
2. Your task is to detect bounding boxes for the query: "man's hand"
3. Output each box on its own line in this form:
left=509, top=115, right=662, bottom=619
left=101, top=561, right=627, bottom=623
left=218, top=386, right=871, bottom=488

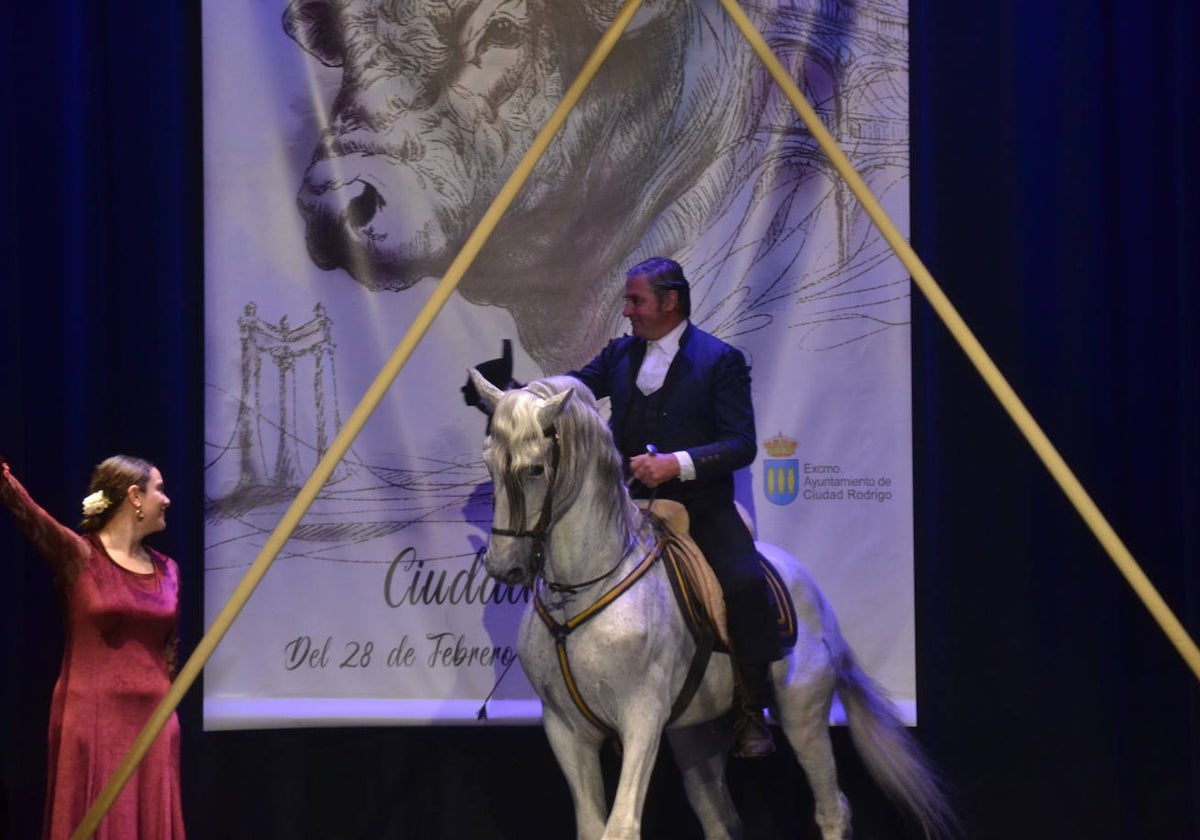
left=629, top=451, right=680, bottom=488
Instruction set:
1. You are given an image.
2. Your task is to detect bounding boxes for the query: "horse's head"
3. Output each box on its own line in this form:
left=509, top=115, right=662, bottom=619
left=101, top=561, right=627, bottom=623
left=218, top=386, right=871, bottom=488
left=472, top=372, right=577, bottom=586
left=471, top=370, right=634, bottom=587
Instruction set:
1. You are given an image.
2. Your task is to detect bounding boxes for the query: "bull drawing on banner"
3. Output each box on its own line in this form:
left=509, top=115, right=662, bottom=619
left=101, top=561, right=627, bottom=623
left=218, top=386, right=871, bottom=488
left=282, top=0, right=910, bottom=372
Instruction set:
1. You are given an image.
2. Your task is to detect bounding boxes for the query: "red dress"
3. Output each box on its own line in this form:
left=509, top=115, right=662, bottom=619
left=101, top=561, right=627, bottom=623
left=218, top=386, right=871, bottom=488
left=1, top=468, right=185, bottom=839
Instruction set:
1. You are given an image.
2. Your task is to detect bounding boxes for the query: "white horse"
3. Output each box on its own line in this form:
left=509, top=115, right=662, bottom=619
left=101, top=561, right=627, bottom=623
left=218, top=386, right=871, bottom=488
left=471, top=372, right=954, bottom=840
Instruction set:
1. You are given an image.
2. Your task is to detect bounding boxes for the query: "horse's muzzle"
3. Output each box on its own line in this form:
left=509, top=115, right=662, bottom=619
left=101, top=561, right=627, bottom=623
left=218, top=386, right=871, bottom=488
left=495, top=566, right=529, bottom=587
left=483, top=549, right=532, bottom=587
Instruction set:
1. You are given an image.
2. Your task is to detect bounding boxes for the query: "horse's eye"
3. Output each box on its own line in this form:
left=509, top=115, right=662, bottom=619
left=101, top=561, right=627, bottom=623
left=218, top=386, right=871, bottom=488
left=528, top=465, right=545, bottom=477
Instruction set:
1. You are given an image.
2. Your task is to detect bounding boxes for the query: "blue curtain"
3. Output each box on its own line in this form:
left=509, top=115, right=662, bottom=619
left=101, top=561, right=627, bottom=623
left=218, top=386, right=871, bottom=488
left=911, top=2, right=1200, bottom=838
left=1, top=1, right=1197, bottom=838
left=0, top=3, right=203, bottom=838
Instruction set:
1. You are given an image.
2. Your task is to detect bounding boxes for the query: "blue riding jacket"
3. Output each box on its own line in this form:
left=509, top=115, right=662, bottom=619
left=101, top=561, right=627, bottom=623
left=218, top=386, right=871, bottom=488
left=568, top=322, right=757, bottom=507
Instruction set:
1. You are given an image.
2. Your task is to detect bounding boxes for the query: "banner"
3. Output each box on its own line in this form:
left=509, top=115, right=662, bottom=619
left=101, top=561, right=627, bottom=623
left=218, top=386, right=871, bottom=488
left=202, top=0, right=915, bottom=729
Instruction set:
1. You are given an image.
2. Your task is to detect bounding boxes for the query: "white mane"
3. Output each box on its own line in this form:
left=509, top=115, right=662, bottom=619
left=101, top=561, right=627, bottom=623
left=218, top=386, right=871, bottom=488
left=485, top=376, right=639, bottom=543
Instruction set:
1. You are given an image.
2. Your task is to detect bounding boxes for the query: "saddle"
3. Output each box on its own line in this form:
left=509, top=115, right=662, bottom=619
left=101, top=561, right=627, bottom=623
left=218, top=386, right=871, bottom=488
left=637, top=500, right=798, bottom=730
left=637, top=499, right=798, bottom=655
left=638, top=499, right=731, bottom=649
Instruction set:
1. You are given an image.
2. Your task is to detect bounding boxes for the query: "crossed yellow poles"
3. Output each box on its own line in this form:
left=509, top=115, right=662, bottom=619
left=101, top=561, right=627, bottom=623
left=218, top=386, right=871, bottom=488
left=70, top=1, right=1200, bottom=836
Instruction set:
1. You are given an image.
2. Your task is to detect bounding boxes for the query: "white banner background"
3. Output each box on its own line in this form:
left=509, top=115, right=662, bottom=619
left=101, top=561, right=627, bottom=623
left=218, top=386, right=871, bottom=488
left=202, top=0, right=914, bottom=729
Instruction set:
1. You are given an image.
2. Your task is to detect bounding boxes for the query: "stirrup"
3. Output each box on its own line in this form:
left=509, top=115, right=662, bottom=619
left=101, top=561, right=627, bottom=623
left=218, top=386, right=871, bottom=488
left=732, top=707, right=775, bottom=759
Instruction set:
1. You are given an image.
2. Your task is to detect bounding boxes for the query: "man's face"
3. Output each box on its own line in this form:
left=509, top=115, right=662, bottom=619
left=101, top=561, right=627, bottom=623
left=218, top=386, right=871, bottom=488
left=622, top=274, right=678, bottom=341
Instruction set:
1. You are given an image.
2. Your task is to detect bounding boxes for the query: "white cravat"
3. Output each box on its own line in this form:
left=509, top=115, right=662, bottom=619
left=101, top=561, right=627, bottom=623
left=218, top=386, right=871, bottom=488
left=635, top=320, right=687, bottom=395
left=635, top=341, right=669, bottom=395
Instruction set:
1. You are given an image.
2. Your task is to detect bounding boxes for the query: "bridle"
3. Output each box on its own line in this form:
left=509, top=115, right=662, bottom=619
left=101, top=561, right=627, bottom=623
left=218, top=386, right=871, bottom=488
left=490, top=423, right=561, bottom=580
left=489, top=422, right=634, bottom=594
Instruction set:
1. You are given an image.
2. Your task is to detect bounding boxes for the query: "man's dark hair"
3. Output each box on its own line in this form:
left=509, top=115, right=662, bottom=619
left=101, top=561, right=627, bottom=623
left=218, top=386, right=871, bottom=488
left=627, top=257, right=691, bottom=319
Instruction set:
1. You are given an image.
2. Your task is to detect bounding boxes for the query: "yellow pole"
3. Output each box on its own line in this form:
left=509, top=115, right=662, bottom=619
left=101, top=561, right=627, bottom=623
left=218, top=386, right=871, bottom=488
left=70, top=1, right=648, bottom=836
left=718, top=0, right=1200, bottom=683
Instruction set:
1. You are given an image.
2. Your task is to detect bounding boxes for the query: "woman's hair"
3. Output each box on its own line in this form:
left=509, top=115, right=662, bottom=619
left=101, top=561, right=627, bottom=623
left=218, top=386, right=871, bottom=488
left=79, top=454, right=155, bottom=533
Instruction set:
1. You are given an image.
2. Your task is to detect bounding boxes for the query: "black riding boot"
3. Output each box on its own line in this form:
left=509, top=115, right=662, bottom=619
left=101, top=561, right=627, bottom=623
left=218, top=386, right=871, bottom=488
left=733, top=661, right=775, bottom=758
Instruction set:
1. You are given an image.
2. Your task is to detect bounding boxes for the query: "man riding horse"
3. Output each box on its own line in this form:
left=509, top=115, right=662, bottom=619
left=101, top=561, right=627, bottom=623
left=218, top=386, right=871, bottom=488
left=565, top=256, right=781, bottom=759
left=466, top=256, right=783, bottom=756
left=467, top=283, right=956, bottom=835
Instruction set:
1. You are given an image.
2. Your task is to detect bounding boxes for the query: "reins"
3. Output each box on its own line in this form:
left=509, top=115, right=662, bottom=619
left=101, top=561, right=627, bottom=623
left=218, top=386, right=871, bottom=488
left=543, top=545, right=635, bottom=594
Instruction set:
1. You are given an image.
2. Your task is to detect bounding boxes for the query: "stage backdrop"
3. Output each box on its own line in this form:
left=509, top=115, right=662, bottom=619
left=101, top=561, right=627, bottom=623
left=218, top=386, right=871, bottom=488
left=202, top=0, right=915, bottom=729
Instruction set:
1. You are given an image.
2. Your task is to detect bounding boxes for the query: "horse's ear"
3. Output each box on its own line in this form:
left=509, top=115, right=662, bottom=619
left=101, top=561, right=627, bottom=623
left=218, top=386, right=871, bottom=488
left=468, top=368, right=505, bottom=412
left=536, top=387, right=574, bottom=430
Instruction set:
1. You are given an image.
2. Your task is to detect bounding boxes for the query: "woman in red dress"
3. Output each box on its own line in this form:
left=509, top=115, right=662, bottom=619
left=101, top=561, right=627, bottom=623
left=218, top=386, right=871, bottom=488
left=1, top=455, right=185, bottom=839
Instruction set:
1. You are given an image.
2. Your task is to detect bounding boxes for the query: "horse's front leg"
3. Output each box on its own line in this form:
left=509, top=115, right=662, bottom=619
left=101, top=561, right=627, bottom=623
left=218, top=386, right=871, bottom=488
left=542, top=709, right=609, bottom=840
left=602, top=712, right=669, bottom=840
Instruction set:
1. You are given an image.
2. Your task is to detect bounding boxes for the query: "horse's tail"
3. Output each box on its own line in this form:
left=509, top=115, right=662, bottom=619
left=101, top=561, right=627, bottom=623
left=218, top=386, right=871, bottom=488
left=835, top=649, right=958, bottom=839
